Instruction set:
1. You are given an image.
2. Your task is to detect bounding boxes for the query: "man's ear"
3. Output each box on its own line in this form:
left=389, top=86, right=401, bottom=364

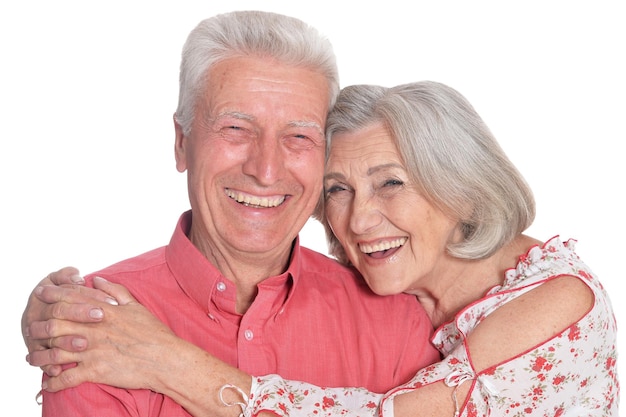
left=174, top=114, right=187, bottom=173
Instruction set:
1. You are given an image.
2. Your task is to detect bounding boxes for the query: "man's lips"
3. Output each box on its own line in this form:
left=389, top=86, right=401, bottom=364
left=225, top=188, right=286, bottom=208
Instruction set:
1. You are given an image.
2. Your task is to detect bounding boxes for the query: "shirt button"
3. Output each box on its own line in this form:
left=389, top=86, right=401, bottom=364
left=216, top=282, right=226, bottom=292
left=244, top=330, right=254, bottom=340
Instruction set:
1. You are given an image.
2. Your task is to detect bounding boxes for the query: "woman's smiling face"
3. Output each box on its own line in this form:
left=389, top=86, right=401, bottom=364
left=324, top=122, right=460, bottom=295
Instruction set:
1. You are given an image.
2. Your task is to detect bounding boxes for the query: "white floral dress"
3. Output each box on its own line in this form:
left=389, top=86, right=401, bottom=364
left=243, top=237, right=619, bottom=416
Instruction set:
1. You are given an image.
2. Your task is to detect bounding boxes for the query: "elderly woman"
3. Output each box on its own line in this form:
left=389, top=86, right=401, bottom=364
left=240, top=81, right=619, bottom=416
left=24, top=81, right=619, bottom=416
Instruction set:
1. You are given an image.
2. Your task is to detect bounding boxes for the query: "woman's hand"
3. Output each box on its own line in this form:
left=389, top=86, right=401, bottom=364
left=24, top=271, right=253, bottom=417
left=22, top=267, right=119, bottom=376
left=26, top=275, right=183, bottom=392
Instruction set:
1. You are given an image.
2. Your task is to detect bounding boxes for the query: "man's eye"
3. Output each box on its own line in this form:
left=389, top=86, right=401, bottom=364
left=216, top=125, right=254, bottom=143
left=292, top=134, right=311, bottom=142
left=285, top=134, right=318, bottom=150
left=217, top=125, right=245, bottom=134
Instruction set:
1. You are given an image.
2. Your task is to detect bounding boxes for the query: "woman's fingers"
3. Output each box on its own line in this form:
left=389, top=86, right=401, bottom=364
left=92, top=276, right=137, bottom=306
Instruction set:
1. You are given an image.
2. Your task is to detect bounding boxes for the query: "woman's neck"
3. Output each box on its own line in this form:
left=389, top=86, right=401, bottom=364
left=410, top=234, right=542, bottom=328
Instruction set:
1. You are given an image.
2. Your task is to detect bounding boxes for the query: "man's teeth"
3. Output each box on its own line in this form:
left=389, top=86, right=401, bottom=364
left=359, top=237, right=407, bottom=254
left=226, top=189, right=285, bottom=208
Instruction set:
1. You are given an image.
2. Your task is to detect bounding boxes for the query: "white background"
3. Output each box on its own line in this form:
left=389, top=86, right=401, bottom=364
left=1, top=1, right=624, bottom=414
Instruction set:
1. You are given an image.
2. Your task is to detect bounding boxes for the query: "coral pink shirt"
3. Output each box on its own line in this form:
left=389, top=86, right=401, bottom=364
left=41, top=211, right=439, bottom=416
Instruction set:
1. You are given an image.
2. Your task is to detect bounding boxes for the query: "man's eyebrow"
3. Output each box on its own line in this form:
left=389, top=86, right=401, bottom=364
left=288, top=120, right=324, bottom=136
left=213, top=114, right=322, bottom=134
left=215, top=111, right=255, bottom=121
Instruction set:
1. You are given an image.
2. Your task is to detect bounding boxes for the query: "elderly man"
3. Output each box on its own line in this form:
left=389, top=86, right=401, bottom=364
left=22, top=10, right=438, bottom=417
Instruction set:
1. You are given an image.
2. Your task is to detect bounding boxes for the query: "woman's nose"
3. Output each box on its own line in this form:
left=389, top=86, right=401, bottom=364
left=349, top=194, right=383, bottom=235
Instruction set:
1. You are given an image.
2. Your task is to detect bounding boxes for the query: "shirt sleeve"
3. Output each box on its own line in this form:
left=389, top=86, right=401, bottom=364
left=41, top=379, right=182, bottom=417
left=42, top=383, right=136, bottom=417
left=247, top=374, right=384, bottom=417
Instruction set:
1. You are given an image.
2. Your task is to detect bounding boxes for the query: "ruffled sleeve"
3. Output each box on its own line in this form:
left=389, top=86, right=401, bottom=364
left=246, top=374, right=384, bottom=417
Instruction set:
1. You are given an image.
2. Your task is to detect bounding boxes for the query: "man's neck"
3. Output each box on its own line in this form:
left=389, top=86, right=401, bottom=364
left=189, top=227, right=294, bottom=314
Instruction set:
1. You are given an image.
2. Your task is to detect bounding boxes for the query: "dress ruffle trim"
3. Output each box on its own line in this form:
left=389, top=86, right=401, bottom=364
left=502, top=235, right=578, bottom=284
left=433, top=235, right=580, bottom=354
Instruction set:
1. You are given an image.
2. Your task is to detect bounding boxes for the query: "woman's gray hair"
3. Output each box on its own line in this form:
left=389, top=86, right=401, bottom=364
left=174, top=10, right=340, bottom=136
left=318, top=81, right=535, bottom=263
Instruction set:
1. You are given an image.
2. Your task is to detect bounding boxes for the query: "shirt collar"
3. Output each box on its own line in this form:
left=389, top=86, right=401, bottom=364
left=165, top=210, right=302, bottom=316
left=165, top=211, right=219, bottom=313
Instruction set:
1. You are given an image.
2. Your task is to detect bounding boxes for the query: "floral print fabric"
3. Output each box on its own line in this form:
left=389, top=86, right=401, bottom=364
left=246, top=237, right=619, bottom=416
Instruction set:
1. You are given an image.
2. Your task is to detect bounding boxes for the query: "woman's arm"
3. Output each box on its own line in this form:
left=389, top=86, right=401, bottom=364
left=247, top=275, right=596, bottom=417
left=22, top=267, right=120, bottom=376
left=24, top=273, right=252, bottom=417
left=24, top=272, right=598, bottom=417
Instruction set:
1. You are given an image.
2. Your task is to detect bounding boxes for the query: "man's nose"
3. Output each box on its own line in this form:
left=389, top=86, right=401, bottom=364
left=242, top=137, right=285, bottom=184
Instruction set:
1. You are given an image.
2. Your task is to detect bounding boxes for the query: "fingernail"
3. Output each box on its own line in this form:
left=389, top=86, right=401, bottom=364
left=89, top=308, right=104, bottom=319
left=93, top=276, right=108, bottom=283
left=72, top=338, right=87, bottom=350
left=70, top=274, right=85, bottom=284
left=24, top=327, right=30, bottom=337
left=41, top=381, right=48, bottom=391
left=34, top=286, right=44, bottom=296
left=25, top=354, right=30, bottom=363
left=105, top=297, right=119, bottom=306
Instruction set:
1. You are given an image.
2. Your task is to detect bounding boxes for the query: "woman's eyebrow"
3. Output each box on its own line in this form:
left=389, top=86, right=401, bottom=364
left=323, top=172, right=345, bottom=182
left=324, top=163, right=403, bottom=181
left=367, top=163, right=403, bottom=176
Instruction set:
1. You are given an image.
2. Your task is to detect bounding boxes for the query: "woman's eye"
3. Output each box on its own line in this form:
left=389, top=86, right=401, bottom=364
left=383, top=178, right=404, bottom=187
left=325, top=184, right=344, bottom=194
left=325, top=183, right=351, bottom=196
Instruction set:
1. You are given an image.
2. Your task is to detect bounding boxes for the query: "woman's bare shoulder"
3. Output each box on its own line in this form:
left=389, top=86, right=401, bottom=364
left=468, top=275, right=594, bottom=371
